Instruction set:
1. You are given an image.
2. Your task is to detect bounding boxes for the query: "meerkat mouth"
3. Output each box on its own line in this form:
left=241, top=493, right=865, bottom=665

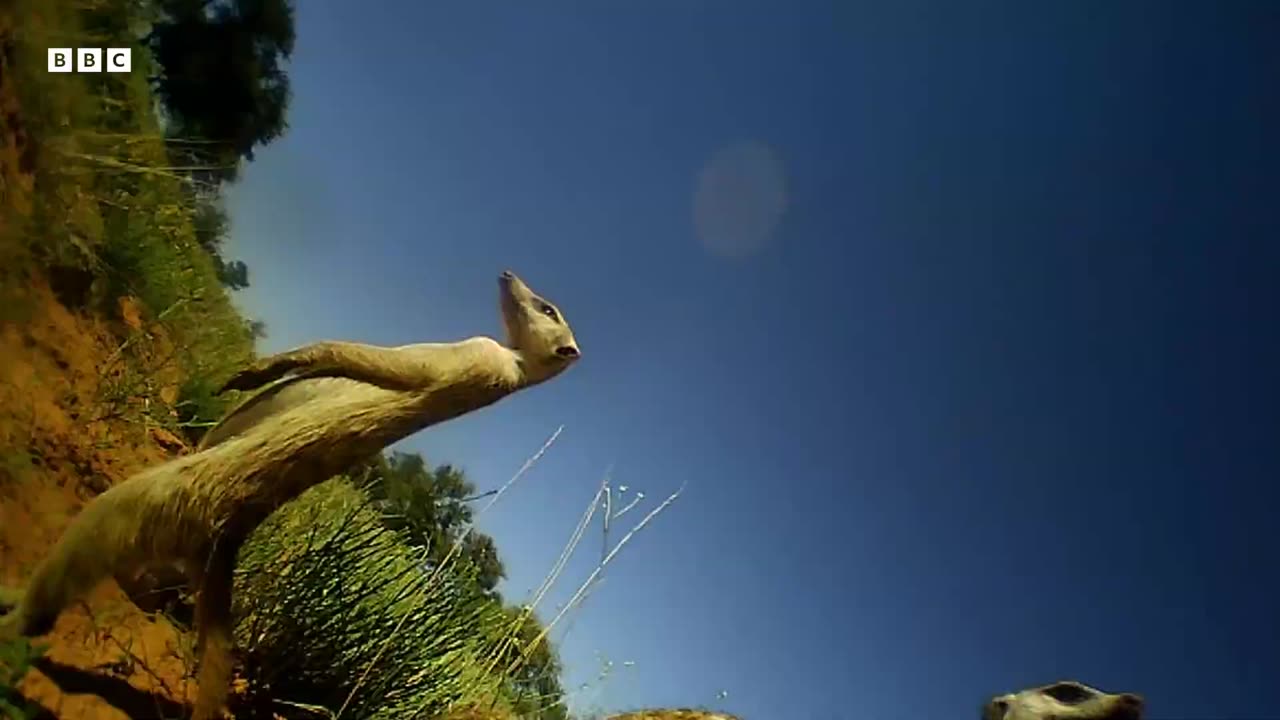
left=1108, top=704, right=1144, bottom=720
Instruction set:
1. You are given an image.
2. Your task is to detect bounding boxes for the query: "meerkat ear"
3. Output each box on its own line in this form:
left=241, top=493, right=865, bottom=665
left=555, top=346, right=580, bottom=359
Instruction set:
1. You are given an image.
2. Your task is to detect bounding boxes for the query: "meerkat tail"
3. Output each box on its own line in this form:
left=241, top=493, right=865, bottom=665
left=191, top=543, right=238, bottom=720
left=4, top=503, right=125, bottom=636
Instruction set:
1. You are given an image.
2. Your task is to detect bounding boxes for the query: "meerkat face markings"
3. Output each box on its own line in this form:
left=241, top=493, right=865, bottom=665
left=499, top=270, right=581, bottom=381
left=984, top=680, right=1145, bottom=720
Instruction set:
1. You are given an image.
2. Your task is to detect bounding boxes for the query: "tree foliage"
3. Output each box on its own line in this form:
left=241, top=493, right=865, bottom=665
left=147, top=0, right=295, bottom=184
left=187, top=190, right=252, bottom=290
left=492, top=605, right=570, bottom=720
left=356, top=452, right=570, bottom=718
left=360, top=452, right=507, bottom=596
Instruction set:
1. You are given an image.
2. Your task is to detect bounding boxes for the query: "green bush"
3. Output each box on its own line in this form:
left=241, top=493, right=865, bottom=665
left=234, top=479, right=524, bottom=720
left=7, top=0, right=256, bottom=405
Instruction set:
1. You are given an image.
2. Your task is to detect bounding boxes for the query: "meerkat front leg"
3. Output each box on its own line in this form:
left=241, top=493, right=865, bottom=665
left=217, top=341, right=437, bottom=395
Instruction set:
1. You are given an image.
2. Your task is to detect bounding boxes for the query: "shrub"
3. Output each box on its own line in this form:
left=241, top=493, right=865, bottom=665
left=234, top=479, right=521, bottom=719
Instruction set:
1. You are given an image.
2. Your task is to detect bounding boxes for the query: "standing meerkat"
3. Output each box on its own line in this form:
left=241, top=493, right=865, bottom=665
left=0, top=270, right=580, bottom=720
left=984, top=680, right=1145, bottom=720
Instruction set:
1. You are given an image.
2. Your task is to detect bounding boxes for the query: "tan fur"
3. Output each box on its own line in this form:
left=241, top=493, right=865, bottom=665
left=0, top=271, right=579, bottom=720
left=985, top=680, right=1145, bottom=720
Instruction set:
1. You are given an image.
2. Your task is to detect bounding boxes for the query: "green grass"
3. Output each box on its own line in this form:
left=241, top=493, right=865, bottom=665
left=3, top=0, right=255, bottom=437
left=234, top=478, right=537, bottom=720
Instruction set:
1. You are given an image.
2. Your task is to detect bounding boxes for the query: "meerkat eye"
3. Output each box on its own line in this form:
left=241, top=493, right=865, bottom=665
left=539, top=303, right=559, bottom=321
left=1042, top=683, right=1094, bottom=705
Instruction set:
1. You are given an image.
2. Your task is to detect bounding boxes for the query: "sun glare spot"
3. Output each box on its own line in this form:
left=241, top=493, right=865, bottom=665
left=693, top=140, right=789, bottom=260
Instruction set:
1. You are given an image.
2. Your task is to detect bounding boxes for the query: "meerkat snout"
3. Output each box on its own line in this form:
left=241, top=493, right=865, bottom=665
left=1113, top=694, right=1144, bottom=715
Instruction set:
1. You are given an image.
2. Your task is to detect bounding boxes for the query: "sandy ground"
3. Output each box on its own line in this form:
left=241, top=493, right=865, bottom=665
left=0, top=275, right=207, bottom=719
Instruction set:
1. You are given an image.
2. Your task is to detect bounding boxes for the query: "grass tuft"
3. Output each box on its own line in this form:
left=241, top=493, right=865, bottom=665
left=234, top=478, right=515, bottom=720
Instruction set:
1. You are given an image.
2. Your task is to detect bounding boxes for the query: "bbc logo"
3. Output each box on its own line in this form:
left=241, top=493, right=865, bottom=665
left=48, top=48, right=132, bottom=73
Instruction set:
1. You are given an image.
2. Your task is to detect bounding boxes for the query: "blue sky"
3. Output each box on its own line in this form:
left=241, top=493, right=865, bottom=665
left=224, top=2, right=1279, bottom=718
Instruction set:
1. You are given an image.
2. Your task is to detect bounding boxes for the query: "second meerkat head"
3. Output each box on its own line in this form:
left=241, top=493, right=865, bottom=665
left=498, top=270, right=581, bottom=383
left=984, top=681, right=1145, bottom=720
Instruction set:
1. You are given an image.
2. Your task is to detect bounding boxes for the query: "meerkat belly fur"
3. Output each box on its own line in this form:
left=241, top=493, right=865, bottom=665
left=0, top=271, right=580, bottom=720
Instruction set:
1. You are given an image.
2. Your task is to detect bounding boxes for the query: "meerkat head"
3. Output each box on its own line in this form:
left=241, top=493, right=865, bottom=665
left=984, top=681, right=1144, bottom=720
left=498, top=270, right=581, bottom=383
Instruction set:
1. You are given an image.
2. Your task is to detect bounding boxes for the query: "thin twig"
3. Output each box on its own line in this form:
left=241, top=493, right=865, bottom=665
left=481, top=475, right=605, bottom=679
left=505, top=483, right=685, bottom=678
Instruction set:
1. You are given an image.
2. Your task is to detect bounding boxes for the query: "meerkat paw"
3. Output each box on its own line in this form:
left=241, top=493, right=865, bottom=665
left=217, top=346, right=318, bottom=394
left=216, top=362, right=280, bottom=395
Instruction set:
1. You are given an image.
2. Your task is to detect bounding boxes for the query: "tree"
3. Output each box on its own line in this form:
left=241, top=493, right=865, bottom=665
left=216, top=258, right=250, bottom=290
left=147, top=0, right=295, bottom=184
left=190, top=190, right=230, bottom=256
left=492, top=606, right=570, bottom=720
left=189, top=190, right=252, bottom=290
left=356, top=452, right=568, bottom=717
left=461, top=532, right=505, bottom=599
left=359, top=452, right=508, bottom=595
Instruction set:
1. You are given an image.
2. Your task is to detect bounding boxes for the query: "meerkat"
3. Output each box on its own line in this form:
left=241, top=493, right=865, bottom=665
left=0, top=270, right=580, bottom=720
left=984, top=680, right=1145, bottom=720
left=121, top=269, right=581, bottom=613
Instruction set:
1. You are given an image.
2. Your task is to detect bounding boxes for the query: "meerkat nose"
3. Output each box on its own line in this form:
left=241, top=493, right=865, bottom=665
left=1116, top=694, right=1145, bottom=712
left=500, top=270, right=515, bottom=281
